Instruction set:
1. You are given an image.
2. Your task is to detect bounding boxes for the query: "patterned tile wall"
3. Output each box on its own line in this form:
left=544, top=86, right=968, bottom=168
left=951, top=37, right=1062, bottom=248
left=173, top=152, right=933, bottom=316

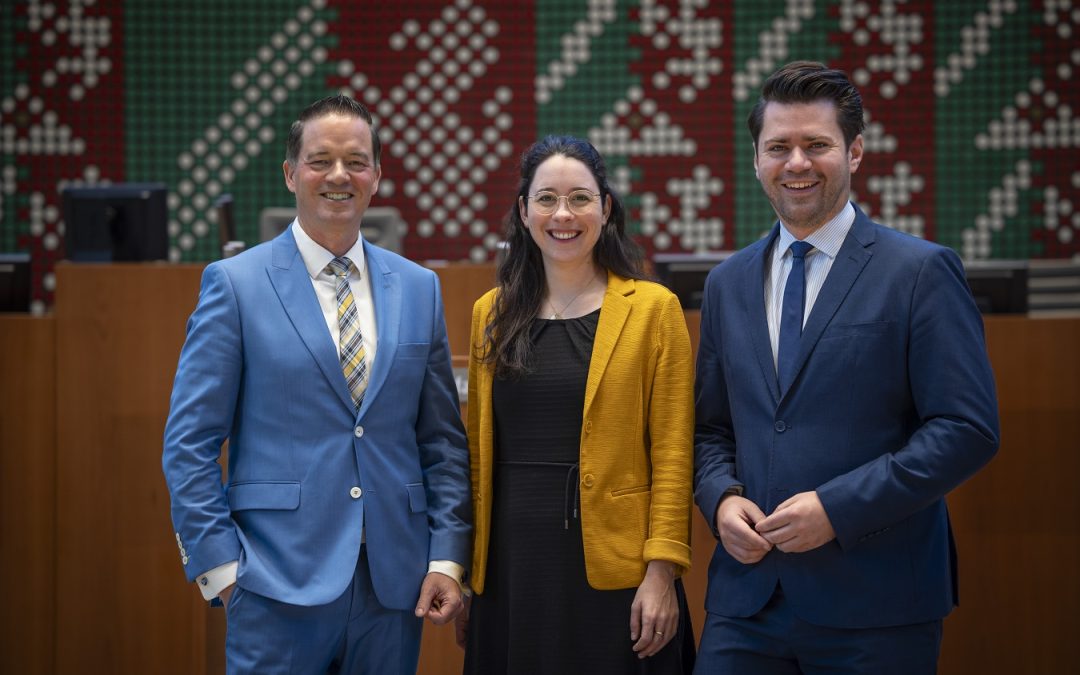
left=1, top=0, right=1077, bottom=312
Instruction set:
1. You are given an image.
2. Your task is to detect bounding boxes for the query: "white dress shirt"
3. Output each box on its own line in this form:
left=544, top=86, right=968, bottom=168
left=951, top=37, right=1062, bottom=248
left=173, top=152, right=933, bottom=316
left=292, top=221, right=379, bottom=371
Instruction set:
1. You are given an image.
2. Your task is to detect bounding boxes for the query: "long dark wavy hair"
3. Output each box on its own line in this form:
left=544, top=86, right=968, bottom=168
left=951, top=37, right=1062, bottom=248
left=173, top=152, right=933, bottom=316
left=480, top=135, right=646, bottom=378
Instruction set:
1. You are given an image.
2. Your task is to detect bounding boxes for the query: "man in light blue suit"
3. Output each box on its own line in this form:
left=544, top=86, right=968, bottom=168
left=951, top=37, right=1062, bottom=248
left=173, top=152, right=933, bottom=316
left=163, top=95, right=471, bottom=674
left=694, top=62, right=999, bottom=673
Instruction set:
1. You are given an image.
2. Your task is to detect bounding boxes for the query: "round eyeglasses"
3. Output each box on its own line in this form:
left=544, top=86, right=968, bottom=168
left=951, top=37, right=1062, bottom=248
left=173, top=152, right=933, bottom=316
left=528, top=189, right=600, bottom=215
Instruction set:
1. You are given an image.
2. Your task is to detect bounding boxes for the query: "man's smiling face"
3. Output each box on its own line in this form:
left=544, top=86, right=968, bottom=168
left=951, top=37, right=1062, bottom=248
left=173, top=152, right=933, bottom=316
left=283, top=112, right=381, bottom=241
left=753, top=99, right=863, bottom=237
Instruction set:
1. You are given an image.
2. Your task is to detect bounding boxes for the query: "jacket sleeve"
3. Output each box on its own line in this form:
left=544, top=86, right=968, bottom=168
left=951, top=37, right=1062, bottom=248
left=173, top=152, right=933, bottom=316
left=693, top=267, right=742, bottom=535
left=414, top=272, right=473, bottom=567
left=464, top=292, right=494, bottom=591
left=816, top=246, right=1000, bottom=550
left=161, top=262, right=242, bottom=581
left=466, top=293, right=489, bottom=520
left=642, top=292, right=695, bottom=571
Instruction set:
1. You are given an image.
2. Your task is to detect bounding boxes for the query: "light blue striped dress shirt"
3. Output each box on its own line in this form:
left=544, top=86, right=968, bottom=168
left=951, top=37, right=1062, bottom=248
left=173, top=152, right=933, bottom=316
left=765, top=201, right=856, bottom=372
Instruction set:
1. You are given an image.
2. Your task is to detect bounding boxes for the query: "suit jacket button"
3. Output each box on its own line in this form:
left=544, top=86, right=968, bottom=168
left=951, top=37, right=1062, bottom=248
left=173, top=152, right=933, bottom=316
left=584, top=420, right=593, bottom=433
left=774, top=420, right=787, bottom=432
left=582, top=474, right=595, bottom=488
left=354, top=426, right=364, bottom=438
left=350, top=487, right=363, bottom=499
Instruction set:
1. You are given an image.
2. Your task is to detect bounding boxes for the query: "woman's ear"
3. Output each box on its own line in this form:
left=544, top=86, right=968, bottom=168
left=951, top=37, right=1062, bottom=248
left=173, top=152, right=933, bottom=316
left=518, top=196, right=528, bottom=226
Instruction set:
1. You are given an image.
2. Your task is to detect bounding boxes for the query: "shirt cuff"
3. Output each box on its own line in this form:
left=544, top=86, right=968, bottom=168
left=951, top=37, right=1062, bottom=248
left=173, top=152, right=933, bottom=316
left=427, top=560, right=466, bottom=592
left=196, top=561, right=238, bottom=602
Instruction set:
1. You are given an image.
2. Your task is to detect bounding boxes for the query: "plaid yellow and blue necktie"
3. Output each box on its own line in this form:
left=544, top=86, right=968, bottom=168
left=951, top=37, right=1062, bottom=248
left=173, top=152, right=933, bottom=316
left=327, top=257, right=368, bottom=411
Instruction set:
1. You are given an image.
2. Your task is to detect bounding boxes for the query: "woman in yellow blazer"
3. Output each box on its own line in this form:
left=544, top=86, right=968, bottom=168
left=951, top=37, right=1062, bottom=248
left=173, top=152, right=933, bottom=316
left=456, top=136, right=695, bottom=674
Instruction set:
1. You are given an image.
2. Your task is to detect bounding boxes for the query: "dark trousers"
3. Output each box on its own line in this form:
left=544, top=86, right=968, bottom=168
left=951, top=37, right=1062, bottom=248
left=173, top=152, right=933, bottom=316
left=694, top=585, right=942, bottom=675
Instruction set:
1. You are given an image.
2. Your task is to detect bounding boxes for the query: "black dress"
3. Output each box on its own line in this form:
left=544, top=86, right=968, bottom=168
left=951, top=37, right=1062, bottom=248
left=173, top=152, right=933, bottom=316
left=464, top=311, right=693, bottom=674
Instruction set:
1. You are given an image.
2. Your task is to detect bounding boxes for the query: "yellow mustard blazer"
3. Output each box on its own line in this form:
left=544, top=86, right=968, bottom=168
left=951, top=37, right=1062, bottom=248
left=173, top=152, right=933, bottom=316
left=467, top=272, right=694, bottom=593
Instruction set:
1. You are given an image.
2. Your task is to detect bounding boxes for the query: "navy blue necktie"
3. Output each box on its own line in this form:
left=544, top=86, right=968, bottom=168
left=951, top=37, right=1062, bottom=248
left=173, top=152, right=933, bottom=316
left=778, top=240, right=813, bottom=395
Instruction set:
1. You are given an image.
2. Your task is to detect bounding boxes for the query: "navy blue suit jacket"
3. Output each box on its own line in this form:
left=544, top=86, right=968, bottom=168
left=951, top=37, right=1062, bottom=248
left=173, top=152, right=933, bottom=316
left=694, top=205, right=999, bottom=628
left=163, top=226, right=471, bottom=611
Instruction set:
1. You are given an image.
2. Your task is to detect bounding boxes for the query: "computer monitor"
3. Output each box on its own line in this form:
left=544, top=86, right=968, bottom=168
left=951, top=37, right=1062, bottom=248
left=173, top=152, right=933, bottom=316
left=62, top=183, right=168, bottom=262
left=652, top=252, right=732, bottom=309
left=964, top=260, right=1029, bottom=314
left=0, top=253, right=31, bottom=312
left=259, top=207, right=297, bottom=243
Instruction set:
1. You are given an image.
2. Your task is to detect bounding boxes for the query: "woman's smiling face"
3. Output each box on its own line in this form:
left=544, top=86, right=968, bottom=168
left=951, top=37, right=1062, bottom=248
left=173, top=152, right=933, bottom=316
left=518, top=154, right=611, bottom=270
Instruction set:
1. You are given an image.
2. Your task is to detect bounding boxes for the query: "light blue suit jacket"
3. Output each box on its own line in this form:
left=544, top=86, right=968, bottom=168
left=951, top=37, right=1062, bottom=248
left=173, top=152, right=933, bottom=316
left=163, top=226, right=470, bottom=610
left=694, top=205, right=999, bottom=628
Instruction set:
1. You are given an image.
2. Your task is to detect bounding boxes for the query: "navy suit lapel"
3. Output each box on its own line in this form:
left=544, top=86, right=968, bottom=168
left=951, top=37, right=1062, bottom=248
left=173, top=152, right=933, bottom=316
left=742, top=225, right=782, bottom=403
left=360, top=241, right=399, bottom=416
left=786, top=209, right=876, bottom=395
left=268, top=229, right=355, bottom=413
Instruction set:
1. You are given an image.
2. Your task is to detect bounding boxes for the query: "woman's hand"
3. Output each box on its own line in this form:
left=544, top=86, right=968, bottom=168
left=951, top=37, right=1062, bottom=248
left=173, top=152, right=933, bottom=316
left=629, top=560, right=678, bottom=658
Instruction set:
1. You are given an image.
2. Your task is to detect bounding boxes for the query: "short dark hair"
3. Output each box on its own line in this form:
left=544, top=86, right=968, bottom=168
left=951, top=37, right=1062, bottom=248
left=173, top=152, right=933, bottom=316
left=481, top=135, right=646, bottom=378
left=285, top=94, right=381, bottom=167
left=748, top=61, right=865, bottom=148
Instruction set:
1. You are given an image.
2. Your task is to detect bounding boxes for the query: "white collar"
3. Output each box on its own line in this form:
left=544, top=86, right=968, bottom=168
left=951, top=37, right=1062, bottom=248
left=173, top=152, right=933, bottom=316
left=776, top=201, right=855, bottom=260
left=291, top=220, right=368, bottom=280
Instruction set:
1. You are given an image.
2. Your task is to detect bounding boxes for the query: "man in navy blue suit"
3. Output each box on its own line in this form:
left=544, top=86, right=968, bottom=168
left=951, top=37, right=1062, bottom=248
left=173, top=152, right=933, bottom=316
left=693, top=62, right=999, bottom=673
left=163, top=95, right=471, bottom=674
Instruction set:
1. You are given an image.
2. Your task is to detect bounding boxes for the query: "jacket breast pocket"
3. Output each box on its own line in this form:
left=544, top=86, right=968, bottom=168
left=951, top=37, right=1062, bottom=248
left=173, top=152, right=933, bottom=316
left=814, top=320, right=897, bottom=388
left=821, top=320, right=891, bottom=340
left=227, top=481, right=301, bottom=511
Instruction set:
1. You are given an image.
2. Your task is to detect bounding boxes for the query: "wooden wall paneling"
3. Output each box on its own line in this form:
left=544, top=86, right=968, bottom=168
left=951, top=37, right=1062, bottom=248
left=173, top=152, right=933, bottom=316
left=940, top=317, right=1080, bottom=674
left=429, top=262, right=497, bottom=357
left=418, top=621, right=465, bottom=675
left=53, top=263, right=213, bottom=675
left=0, top=316, right=57, bottom=675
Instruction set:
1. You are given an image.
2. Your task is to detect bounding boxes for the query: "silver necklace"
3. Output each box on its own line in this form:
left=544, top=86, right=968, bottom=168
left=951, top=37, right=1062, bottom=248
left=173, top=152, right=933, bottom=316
left=546, top=276, right=598, bottom=320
